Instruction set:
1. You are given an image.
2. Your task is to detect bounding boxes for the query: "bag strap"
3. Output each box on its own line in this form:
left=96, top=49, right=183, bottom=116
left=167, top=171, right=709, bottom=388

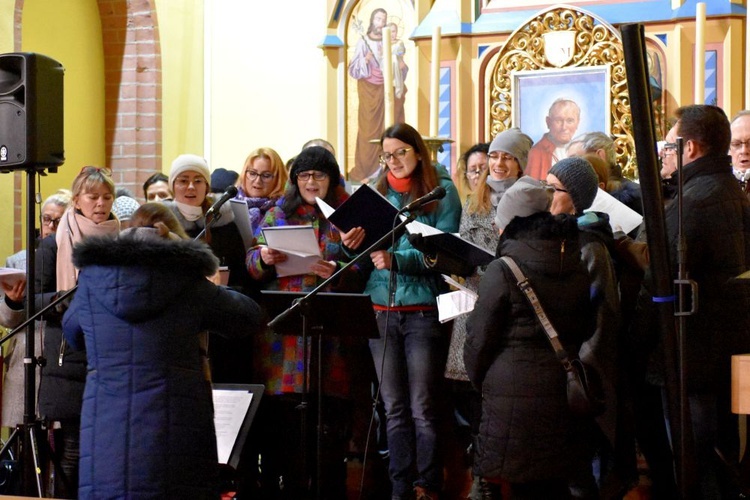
left=499, top=256, right=574, bottom=369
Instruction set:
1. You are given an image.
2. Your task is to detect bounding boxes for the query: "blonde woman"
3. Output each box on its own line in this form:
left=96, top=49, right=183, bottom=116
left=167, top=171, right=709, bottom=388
left=39, top=166, right=120, bottom=498
left=234, top=147, right=288, bottom=235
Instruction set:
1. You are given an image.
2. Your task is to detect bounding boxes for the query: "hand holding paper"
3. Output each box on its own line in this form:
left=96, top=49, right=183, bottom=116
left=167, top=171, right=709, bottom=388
left=261, top=226, right=322, bottom=277
left=1, top=275, right=26, bottom=303
left=586, top=188, right=643, bottom=235
left=0, top=267, right=25, bottom=288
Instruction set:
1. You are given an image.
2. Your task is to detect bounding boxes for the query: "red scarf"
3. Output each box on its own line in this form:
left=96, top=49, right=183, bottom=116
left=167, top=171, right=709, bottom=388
left=387, top=170, right=411, bottom=193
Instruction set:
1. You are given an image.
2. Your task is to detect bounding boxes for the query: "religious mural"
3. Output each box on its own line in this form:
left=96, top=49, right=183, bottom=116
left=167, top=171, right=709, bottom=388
left=346, top=0, right=415, bottom=184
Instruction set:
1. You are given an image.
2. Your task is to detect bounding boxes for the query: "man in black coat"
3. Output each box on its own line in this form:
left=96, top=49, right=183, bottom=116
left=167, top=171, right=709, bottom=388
left=635, top=105, right=750, bottom=499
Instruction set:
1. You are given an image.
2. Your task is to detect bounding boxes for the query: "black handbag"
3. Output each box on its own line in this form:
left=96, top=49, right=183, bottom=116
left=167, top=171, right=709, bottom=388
left=500, top=256, right=605, bottom=417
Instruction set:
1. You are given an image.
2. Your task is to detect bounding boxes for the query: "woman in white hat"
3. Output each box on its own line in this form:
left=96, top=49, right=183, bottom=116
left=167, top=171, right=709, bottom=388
left=164, top=154, right=256, bottom=384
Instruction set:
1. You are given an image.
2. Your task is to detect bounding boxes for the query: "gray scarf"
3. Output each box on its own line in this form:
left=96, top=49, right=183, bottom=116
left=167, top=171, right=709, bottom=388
left=485, top=177, right=517, bottom=208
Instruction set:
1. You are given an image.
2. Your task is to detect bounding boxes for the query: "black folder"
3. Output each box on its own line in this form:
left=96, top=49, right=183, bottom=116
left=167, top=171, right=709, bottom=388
left=326, top=184, right=406, bottom=251
left=419, top=232, right=495, bottom=267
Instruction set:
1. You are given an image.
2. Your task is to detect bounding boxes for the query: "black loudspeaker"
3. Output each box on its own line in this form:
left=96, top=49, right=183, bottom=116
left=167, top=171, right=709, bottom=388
left=0, top=52, right=64, bottom=172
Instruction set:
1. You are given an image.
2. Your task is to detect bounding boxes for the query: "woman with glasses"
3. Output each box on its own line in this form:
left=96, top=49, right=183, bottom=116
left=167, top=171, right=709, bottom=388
left=234, top=147, right=288, bottom=235
left=1, top=189, right=72, bottom=438
left=453, top=143, right=489, bottom=203
left=341, top=123, right=461, bottom=500
left=245, top=146, right=355, bottom=498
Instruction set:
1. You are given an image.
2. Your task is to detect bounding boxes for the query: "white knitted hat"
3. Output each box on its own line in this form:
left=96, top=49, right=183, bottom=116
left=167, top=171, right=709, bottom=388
left=169, top=154, right=210, bottom=191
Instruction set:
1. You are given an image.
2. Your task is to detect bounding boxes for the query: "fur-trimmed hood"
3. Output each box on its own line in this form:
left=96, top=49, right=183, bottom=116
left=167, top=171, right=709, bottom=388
left=71, top=230, right=220, bottom=322
left=73, top=230, right=219, bottom=276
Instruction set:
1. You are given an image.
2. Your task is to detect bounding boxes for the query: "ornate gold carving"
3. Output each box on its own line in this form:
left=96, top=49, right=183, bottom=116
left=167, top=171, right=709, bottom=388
left=489, top=7, right=636, bottom=177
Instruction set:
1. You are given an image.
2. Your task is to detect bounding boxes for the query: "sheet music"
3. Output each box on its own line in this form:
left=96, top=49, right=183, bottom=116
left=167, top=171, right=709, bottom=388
left=586, top=188, right=643, bottom=235
left=261, top=225, right=322, bottom=277
left=405, top=219, right=442, bottom=236
left=212, top=389, right=253, bottom=465
left=437, top=290, right=478, bottom=323
left=442, top=274, right=478, bottom=298
left=315, top=197, right=335, bottom=219
left=438, top=275, right=478, bottom=323
left=229, top=199, right=255, bottom=252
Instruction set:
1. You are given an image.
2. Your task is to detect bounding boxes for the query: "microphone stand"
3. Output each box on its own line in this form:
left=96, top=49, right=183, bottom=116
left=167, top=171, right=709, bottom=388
left=0, top=166, right=77, bottom=497
left=0, top=287, right=78, bottom=348
left=267, top=212, right=416, bottom=500
left=193, top=211, right=223, bottom=242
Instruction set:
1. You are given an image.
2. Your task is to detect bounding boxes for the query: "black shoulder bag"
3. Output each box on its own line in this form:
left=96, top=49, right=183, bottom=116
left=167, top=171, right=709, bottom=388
left=500, top=256, right=605, bottom=417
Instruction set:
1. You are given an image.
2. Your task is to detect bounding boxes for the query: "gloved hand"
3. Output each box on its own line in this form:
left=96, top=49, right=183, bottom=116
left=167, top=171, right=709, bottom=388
left=408, top=234, right=475, bottom=277
left=408, top=233, right=438, bottom=260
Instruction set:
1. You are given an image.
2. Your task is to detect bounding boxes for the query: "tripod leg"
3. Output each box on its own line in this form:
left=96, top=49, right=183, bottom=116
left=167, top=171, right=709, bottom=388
left=0, top=427, right=20, bottom=459
left=27, top=426, right=43, bottom=496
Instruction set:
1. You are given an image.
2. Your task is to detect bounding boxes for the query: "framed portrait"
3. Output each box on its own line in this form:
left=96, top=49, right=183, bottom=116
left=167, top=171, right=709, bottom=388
left=511, top=66, right=611, bottom=146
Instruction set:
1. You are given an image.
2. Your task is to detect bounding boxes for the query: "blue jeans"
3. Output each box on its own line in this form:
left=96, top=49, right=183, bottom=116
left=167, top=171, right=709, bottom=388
left=369, top=309, right=449, bottom=498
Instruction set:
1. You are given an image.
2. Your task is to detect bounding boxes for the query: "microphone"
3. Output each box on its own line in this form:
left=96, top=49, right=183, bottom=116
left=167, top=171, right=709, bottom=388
left=397, top=186, right=446, bottom=213
left=205, top=185, right=238, bottom=218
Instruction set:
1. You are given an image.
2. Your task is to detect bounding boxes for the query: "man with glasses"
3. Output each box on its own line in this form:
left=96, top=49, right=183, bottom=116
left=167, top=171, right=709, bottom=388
left=730, top=111, right=750, bottom=195
left=635, top=105, right=750, bottom=498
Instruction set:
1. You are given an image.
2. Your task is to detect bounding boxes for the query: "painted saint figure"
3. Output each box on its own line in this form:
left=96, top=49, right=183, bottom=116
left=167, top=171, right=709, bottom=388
left=348, top=8, right=408, bottom=183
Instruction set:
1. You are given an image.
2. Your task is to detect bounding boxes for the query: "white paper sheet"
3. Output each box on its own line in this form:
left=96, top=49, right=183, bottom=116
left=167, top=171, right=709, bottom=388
left=261, top=225, right=322, bottom=277
left=0, top=267, right=25, bottom=287
left=437, top=290, right=478, bottom=323
left=229, top=199, right=255, bottom=252
left=586, top=188, right=643, bottom=235
left=212, top=389, right=253, bottom=465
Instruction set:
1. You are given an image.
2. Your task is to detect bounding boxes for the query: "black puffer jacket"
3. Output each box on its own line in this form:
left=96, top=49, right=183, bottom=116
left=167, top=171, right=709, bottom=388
left=36, top=235, right=88, bottom=422
left=465, top=212, right=596, bottom=482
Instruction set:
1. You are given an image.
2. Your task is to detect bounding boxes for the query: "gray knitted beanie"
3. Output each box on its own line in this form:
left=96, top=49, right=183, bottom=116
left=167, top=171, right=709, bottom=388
left=548, top=157, right=598, bottom=214
left=494, top=176, right=552, bottom=231
left=489, top=128, right=534, bottom=170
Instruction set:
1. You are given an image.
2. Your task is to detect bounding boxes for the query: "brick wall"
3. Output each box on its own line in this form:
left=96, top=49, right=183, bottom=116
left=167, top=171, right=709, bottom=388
left=99, top=0, right=162, bottom=199
left=11, top=0, right=163, bottom=249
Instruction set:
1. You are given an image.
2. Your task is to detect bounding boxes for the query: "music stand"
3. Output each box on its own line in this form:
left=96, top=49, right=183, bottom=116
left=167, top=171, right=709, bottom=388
left=212, top=383, right=264, bottom=470
left=261, top=291, right=379, bottom=500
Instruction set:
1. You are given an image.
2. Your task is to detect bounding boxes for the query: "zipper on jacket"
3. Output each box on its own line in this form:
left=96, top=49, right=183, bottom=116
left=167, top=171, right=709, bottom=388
left=559, top=239, right=566, bottom=277
left=58, top=338, right=66, bottom=366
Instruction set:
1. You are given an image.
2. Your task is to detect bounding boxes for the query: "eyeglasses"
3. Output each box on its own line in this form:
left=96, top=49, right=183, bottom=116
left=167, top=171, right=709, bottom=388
left=540, top=180, right=568, bottom=193
left=41, top=215, right=61, bottom=227
left=466, top=169, right=485, bottom=178
left=730, top=140, right=750, bottom=151
left=661, top=142, right=677, bottom=155
left=174, top=177, right=206, bottom=188
left=488, top=152, right=516, bottom=162
left=246, top=171, right=275, bottom=182
left=297, top=171, right=329, bottom=182
left=379, top=148, right=412, bottom=164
